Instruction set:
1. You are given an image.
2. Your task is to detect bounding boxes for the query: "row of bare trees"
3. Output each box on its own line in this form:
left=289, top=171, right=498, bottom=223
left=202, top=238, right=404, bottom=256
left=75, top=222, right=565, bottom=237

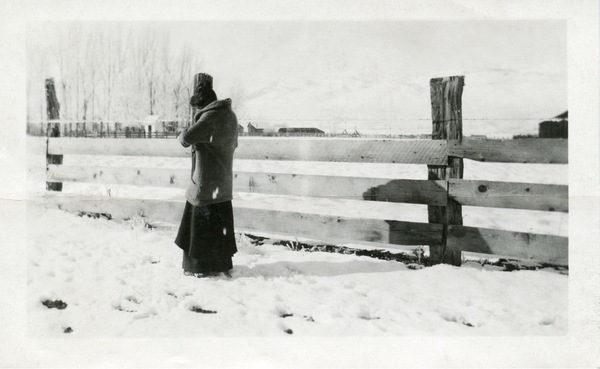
left=27, top=24, right=204, bottom=123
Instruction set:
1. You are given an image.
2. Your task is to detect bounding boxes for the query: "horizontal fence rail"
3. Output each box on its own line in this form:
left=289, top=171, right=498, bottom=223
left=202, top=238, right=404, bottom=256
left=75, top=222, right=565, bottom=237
left=43, top=195, right=443, bottom=247
left=48, top=138, right=191, bottom=158
left=235, top=138, right=447, bottom=165
left=447, top=225, right=568, bottom=265
left=47, top=165, right=448, bottom=206
left=47, top=164, right=567, bottom=212
left=48, top=137, right=568, bottom=164
left=48, top=137, right=448, bottom=165
left=448, top=139, right=568, bottom=164
left=448, top=180, right=568, bottom=212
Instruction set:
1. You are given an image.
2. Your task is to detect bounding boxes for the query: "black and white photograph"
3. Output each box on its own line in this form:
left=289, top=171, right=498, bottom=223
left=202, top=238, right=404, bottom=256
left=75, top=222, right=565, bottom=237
left=1, top=0, right=599, bottom=367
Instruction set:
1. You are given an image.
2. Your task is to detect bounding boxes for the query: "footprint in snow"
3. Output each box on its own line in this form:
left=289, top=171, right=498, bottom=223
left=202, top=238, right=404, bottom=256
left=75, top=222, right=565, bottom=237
left=114, top=296, right=141, bottom=313
left=125, top=296, right=140, bottom=304
left=539, top=317, right=555, bottom=326
left=115, top=305, right=137, bottom=313
left=359, top=315, right=381, bottom=321
left=441, top=313, right=475, bottom=327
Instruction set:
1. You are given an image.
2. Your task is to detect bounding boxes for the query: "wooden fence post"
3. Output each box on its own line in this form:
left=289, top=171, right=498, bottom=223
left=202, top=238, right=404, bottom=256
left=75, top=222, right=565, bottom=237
left=427, top=76, right=464, bottom=266
left=45, top=78, right=63, bottom=192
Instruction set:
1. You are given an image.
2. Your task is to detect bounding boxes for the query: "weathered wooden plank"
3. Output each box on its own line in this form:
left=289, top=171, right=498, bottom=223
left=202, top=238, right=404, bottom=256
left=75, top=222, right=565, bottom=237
left=47, top=165, right=191, bottom=189
left=47, top=137, right=448, bottom=165
left=448, top=139, right=568, bottom=164
left=447, top=225, right=568, bottom=265
left=235, top=172, right=448, bottom=205
left=48, top=138, right=192, bottom=158
left=234, top=207, right=443, bottom=246
left=43, top=195, right=443, bottom=247
left=236, top=138, right=447, bottom=165
left=43, top=195, right=186, bottom=225
left=47, top=165, right=449, bottom=206
left=448, top=180, right=568, bottom=212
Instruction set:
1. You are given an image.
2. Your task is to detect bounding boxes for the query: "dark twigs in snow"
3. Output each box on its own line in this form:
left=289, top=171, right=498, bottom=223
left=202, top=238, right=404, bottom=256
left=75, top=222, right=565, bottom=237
left=189, top=306, right=217, bottom=314
left=42, top=299, right=68, bottom=309
left=242, top=233, right=569, bottom=272
left=475, top=258, right=568, bottom=273
left=77, top=211, right=112, bottom=220
left=243, top=233, right=427, bottom=266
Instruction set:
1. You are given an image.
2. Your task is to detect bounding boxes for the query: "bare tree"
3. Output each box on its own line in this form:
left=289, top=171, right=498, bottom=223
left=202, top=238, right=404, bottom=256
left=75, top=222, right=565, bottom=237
left=139, top=32, right=159, bottom=116
left=129, top=30, right=156, bottom=118
left=99, top=25, right=127, bottom=121
left=29, top=24, right=207, bottom=127
left=182, top=54, right=204, bottom=126
left=157, top=34, right=173, bottom=118
left=171, top=49, right=193, bottom=120
left=52, top=29, right=70, bottom=121
left=79, top=30, right=99, bottom=122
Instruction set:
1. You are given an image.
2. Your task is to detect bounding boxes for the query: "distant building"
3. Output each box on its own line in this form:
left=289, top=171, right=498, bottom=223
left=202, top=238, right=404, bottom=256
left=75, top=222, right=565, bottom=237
left=238, top=124, right=244, bottom=134
left=278, top=127, right=325, bottom=135
left=539, top=111, right=568, bottom=139
left=469, top=135, right=487, bottom=140
left=247, top=123, right=264, bottom=136
left=143, top=115, right=161, bottom=136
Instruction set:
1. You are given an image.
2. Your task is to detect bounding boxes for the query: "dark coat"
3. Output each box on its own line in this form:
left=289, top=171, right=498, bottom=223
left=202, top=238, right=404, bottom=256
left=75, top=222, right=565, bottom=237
left=178, top=99, right=238, bottom=206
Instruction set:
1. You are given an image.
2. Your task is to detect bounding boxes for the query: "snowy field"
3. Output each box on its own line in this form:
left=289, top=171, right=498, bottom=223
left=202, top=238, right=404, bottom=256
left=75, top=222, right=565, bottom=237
left=26, top=137, right=569, bottom=336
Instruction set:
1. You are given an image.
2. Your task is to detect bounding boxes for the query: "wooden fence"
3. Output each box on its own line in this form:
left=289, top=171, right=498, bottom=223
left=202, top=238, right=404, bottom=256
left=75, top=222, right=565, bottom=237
left=43, top=76, right=568, bottom=266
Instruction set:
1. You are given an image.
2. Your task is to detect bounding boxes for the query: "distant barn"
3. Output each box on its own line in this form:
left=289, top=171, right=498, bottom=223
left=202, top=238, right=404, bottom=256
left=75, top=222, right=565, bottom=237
left=247, top=123, right=264, bottom=136
left=278, top=127, right=325, bottom=135
left=539, top=111, right=568, bottom=139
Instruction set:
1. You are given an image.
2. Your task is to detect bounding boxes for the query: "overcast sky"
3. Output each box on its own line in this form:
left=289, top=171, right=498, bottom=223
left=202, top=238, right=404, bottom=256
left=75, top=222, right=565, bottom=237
left=28, top=20, right=566, bottom=136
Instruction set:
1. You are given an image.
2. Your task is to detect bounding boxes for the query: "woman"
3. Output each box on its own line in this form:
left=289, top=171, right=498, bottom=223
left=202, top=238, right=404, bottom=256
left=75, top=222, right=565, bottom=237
left=175, top=73, right=239, bottom=277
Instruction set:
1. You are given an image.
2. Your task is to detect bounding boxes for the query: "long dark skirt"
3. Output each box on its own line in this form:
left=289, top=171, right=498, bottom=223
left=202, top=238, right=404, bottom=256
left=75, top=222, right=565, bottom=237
left=175, top=201, right=237, bottom=273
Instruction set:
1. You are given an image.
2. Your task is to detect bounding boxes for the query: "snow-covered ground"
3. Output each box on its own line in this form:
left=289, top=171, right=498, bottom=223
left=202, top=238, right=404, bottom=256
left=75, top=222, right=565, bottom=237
left=27, top=202, right=567, bottom=337
left=26, top=137, right=568, bottom=336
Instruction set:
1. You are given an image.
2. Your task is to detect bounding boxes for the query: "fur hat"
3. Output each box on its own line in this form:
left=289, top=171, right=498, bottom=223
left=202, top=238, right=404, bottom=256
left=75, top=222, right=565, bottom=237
left=190, top=73, right=217, bottom=108
left=194, top=73, right=213, bottom=94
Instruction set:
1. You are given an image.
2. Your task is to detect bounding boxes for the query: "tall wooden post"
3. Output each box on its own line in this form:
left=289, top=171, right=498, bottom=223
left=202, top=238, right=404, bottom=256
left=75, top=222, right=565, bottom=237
left=427, top=76, right=464, bottom=265
left=45, top=78, right=63, bottom=192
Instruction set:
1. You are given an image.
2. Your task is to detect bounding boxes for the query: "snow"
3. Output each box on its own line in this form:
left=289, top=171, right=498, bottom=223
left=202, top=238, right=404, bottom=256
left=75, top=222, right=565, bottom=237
left=27, top=202, right=567, bottom=337
left=25, top=136, right=569, bottom=337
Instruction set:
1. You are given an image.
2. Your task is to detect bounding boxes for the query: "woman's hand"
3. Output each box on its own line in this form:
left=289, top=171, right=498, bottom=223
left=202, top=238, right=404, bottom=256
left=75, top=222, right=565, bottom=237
left=178, top=129, right=191, bottom=148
